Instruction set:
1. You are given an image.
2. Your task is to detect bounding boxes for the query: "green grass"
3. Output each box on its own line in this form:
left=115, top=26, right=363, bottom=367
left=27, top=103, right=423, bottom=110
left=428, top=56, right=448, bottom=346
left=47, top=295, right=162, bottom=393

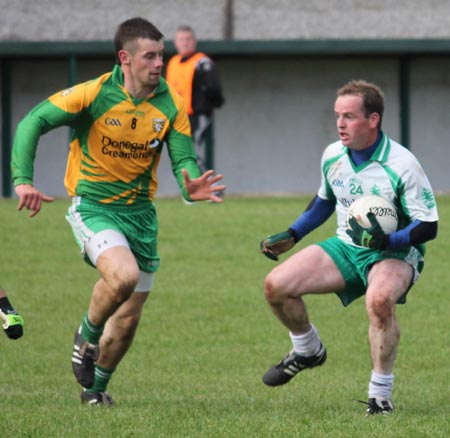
left=0, top=196, right=449, bottom=438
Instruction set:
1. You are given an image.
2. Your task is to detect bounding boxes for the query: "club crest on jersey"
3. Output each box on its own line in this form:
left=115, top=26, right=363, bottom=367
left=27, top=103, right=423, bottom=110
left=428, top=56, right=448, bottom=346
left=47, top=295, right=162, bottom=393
left=370, top=185, right=382, bottom=196
left=421, top=188, right=436, bottom=209
left=152, top=118, right=165, bottom=133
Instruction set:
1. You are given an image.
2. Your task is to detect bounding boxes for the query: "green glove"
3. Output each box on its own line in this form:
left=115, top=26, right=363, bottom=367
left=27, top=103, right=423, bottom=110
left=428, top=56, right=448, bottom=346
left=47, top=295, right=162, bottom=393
left=1, top=310, right=24, bottom=340
left=346, top=212, right=389, bottom=250
left=260, top=229, right=299, bottom=261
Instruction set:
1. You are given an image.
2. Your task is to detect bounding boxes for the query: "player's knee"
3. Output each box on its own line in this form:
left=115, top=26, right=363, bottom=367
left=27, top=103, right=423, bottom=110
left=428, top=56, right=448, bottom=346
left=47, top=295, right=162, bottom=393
left=264, top=272, right=286, bottom=303
left=366, top=292, right=395, bottom=325
left=107, top=268, right=140, bottom=304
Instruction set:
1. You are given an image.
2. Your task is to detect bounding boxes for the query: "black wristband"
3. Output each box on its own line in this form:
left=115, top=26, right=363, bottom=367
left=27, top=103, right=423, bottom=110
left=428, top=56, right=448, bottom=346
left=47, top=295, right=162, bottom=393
left=370, top=234, right=390, bottom=250
left=287, top=228, right=300, bottom=243
left=380, top=234, right=390, bottom=250
left=0, top=297, right=13, bottom=313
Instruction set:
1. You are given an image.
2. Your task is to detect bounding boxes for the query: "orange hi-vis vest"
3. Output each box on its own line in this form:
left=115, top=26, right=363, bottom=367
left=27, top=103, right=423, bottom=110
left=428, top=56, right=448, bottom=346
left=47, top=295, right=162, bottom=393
left=166, top=52, right=206, bottom=115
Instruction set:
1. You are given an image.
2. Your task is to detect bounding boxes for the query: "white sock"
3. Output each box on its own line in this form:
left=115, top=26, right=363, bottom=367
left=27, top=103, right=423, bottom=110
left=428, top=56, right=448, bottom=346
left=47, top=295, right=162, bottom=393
left=368, top=370, right=394, bottom=399
left=290, top=324, right=321, bottom=357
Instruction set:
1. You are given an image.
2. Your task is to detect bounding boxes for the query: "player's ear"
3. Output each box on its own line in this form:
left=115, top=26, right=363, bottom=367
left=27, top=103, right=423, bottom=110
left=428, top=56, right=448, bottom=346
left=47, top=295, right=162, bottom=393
left=118, top=50, right=131, bottom=65
left=368, top=112, right=380, bottom=128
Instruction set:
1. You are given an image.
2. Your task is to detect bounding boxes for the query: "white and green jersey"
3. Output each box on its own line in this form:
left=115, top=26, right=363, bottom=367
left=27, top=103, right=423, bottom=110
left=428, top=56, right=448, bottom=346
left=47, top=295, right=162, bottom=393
left=318, top=131, right=439, bottom=246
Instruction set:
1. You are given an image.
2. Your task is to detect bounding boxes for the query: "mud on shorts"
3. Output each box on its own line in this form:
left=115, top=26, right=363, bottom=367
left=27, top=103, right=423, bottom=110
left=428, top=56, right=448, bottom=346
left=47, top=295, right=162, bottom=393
left=66, top=196, right=160, bottom=291
left=316, top=237, right=424, bottom=307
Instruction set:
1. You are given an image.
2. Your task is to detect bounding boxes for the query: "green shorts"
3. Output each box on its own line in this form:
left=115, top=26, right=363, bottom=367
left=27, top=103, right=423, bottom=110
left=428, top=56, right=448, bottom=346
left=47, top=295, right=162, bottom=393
left=316, top=237, right=424, bottom=307
left=66, top=196, right=160, bottom=273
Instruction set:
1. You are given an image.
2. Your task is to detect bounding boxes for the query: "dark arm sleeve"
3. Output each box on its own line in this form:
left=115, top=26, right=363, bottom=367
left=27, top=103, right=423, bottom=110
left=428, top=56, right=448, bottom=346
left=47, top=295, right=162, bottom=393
left=388, top=220, right=438, bottom=248
left=289, top=196, right=335, bottom=241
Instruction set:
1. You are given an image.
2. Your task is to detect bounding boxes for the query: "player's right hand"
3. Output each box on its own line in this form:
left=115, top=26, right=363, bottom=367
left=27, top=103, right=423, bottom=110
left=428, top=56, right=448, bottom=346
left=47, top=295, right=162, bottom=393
left=15, top=184, right=54, bottom=217
left=1, top=311, right=24, bottom=340
left=260, top=229, right=299, bottom=261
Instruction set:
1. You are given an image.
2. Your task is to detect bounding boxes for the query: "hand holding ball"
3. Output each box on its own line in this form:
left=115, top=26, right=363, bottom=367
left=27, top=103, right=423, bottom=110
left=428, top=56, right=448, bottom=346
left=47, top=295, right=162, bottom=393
left=346, top=196, right=398, bottom=234
left=346, top=196, right=398, bottom=249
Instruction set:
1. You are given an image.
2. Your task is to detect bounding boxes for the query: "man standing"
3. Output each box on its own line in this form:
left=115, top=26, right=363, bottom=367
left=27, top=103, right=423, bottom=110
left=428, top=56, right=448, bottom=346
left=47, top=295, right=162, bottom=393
left=166, top=25, right=225, bottom=175
left=260, top=80, right=438, bottom=414
left=11, top=17, right=225, bottom=406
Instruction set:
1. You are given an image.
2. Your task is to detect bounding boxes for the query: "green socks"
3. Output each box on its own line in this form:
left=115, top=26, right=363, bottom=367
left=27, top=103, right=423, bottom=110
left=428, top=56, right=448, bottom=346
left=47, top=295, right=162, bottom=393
left=80, top=315, right=114, bottom=393
left=85, top=365, right=115, bottom=393
left=81, top=314, right=104, bottom=345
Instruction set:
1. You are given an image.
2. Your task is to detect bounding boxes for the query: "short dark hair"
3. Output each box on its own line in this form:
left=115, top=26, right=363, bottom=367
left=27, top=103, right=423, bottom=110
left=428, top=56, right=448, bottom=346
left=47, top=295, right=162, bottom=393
left=114, top=17, right=164, bottom=58
left=337, top=80, right=384, bottom=129
left=176, top=24, right=195, bottom=35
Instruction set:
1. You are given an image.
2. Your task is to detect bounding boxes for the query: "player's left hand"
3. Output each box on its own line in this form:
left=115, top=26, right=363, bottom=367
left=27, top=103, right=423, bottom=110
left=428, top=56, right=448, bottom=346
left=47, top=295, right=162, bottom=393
left=182, top=169, right=226, bottom=203
left=0, top=310, right=24, bottom=340
left=346, top=212, right=389, bottom=250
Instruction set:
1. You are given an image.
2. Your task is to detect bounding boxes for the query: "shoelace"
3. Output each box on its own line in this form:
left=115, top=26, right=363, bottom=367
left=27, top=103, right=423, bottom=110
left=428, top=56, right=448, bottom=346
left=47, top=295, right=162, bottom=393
left=357, top=399, right=371, bottom=406
left=356, top=399, right=391, bottom=414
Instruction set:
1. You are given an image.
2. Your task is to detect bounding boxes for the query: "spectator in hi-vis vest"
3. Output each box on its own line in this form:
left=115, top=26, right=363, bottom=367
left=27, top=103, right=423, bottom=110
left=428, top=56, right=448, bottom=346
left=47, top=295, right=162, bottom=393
left=166, top=25, right=225, bottom=179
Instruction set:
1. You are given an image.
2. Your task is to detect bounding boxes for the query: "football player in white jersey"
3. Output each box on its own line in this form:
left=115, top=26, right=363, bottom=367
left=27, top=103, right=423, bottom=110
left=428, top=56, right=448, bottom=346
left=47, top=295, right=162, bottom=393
left=260, top=80, right=438, bottom=415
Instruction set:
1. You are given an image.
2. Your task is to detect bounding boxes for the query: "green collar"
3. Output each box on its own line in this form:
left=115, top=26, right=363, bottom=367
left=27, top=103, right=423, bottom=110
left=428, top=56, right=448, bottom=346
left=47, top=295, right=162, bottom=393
left=343, top=131, right=390, bottom=163
left=111, top=64, right=168, bottom=101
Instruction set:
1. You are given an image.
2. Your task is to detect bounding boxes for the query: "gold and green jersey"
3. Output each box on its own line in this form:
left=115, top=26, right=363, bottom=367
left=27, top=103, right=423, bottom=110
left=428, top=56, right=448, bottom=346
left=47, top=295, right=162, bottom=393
left=11, top=64, right=201, bottom=204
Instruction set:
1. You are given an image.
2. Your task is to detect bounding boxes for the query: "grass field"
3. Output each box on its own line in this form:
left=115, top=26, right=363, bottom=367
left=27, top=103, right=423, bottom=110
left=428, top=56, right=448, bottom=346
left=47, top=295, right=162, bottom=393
left=0, top=196, right=448, bottom=437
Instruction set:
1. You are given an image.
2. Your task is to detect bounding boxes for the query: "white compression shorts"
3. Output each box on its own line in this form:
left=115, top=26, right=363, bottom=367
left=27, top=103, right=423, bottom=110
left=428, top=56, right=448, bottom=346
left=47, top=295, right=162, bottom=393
left=85, top=229, right=155, bottom=293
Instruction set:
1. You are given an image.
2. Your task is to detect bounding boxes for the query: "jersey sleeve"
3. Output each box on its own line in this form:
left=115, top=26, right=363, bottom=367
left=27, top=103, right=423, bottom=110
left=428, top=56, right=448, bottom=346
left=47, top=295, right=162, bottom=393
left=11, top=82, right=97, bottom=185
left=11, top=99, right=76, bottom=185
left=165, top=94, right=202, bottom=200
left=317, top=143, right=342, bottom=201
left=397, top=155, right=439, bottom=223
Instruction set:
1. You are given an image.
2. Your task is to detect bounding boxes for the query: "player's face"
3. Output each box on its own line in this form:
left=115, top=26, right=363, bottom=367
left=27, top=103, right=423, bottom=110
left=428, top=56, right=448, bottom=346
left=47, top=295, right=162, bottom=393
left=334, top=94, right=379, bottom=151
left=174, top=30, right=197, bottom=57
left=125, top=38, right=164, bottom=90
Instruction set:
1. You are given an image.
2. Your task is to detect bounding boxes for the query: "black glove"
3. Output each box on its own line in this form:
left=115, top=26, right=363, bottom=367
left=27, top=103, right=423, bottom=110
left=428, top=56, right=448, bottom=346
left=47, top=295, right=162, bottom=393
left=346, top=212, right=389, bottom=250
left=260, top=228, right=299, bottom=261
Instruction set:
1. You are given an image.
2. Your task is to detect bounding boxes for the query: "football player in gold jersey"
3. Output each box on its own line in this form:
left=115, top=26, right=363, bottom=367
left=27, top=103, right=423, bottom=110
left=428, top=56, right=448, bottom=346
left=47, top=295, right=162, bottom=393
left=12, top=17, right=225, bottom=406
